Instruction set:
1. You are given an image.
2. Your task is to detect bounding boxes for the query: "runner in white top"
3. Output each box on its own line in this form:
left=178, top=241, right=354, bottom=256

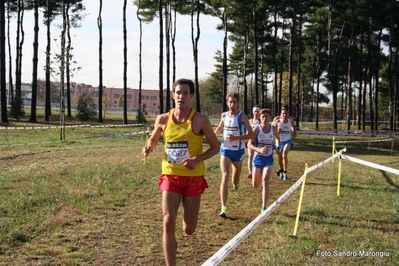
left=248, top=108, right=279, bottom=213
left=214, top=92, right=254, bottom=218
left=272, top=104, right=296, bottom=180
left=247, top=106, right=260, bottom=179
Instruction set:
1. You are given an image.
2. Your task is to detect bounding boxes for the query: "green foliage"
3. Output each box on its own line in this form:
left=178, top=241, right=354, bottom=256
left=9, top=95, right=25, bottom=119
left=205, top=50, right=226, bottom=104
left=75, top=92, right=97, bottom=121
left=136, top=107, right=147, bottom=124
left=192, top=78, right=222, bottom=117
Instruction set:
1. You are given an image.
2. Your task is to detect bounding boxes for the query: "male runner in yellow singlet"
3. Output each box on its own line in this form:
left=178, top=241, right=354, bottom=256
left=142, top=78, right=219, bottom=266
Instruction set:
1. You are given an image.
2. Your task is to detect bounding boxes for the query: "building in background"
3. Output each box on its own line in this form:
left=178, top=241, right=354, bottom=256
left=5, top=82, right=171, bottom=113
left=73, top=83, right=170, bottom=113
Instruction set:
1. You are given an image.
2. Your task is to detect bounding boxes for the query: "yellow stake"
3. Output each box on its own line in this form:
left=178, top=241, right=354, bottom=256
left=336, top=149, right=345, bottom=196
left=292, top=163, right=308, bottom=237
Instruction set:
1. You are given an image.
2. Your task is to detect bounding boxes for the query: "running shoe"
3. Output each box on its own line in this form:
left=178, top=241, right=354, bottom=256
left=282, top=172, right=289, bottom=181
left=219, top=206, right=227, bottom=218
left=233, top=184, right=239, bottom=190
left=279, top=171, right=284, bottom=180
left=276, top=168, right=282, bottom=177
left=261, top=207, right=267, bottom=213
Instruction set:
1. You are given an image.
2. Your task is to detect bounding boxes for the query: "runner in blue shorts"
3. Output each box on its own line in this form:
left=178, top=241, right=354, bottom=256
left=272, top=104, right=297, bottom=180
left=248, top=108, right=280, bottom=213
left=214, top=92, right=254, bottom=218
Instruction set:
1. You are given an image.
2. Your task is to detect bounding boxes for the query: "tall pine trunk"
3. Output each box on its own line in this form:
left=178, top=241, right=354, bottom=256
left=158, top=0, right=163, bottom=114
left=136, top=0, right=143, bottom=111
left=29, top=0, right=39, bottom=123
left=123, top=0, right=128, bottom=124
left=194, top=0, right=200, bottom=112
left=165, top=2, right=171, bottom=111
left=97, top=0, right=103, bottom=122
left=45, top=0, right=51, bottom=120
left=66, top=3, right=72, bottom=118
left=253, top=5, right=259, bottom=106
left=0, top=0, right=7, bottom=123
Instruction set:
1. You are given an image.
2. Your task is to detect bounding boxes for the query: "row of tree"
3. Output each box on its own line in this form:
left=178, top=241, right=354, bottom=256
left=1, top=0, right=399, bottom=132
left=0, top=0, right=84, bottom=139
left=199, top=0, right=399, bottom=132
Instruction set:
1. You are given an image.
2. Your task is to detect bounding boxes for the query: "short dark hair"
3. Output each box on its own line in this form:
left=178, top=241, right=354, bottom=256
left=226, top=92, right=239, bottom=102
left=260, top=108, right=271, bottom=116
left=281, top=104, right=289, bottom=111
left=173, top=78, right=195, bottom=94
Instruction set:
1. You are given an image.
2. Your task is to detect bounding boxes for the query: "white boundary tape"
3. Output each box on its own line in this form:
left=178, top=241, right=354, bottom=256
left=297, top=130, right=395, bottom=137
left=0, top=131, right=151, bottom=147
left=341, top=155, right=399, bottom=176
left=0, top=123, right=143, bottom=130
left=334, top=138, right=392, bottom=144
left=202, top=150, right=345, bottom=266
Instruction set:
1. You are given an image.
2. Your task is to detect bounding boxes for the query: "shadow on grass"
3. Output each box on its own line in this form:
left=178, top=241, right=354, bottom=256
left=220, top=216, right=238, bottom=221
left=380, top=170, right=399, bottom=192
left=294, top=135, right=397, bottom=156
left=286, top=212, right=399, bottom=233
left=305, top=180, right=399, bottom=194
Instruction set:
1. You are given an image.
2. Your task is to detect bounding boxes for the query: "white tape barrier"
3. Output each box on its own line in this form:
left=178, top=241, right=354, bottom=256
left=297, top=130, right=393, bottom=137
left=0, top=123, right=143, bottom=130
left=341, top=155, right=399, bottom=176
left=334, top=138, right=393, bottom=144
left=0, top=131, right=151, bottom=147
left=202, top=150, right=345, bottom=266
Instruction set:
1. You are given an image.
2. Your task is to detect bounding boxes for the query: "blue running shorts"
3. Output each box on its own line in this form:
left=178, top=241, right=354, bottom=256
left=220, top=148, right=245, bottom=162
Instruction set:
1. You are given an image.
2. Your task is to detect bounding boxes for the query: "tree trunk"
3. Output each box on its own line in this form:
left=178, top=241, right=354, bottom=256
left=137, top=0, right=143, bottom=110
left=158, top=0, right=163, bottom=114
left=366, top=17, right=374, bottom=130
left=272, top=9, right=278, bottom=116
left=29, top=0, right=39, bottom=123
left=243, top=24, right=249, bottom=114
left=278, top=12, right=285, bottom=112
left=345, top=0, right=355, bottom=132
left=165, top=2, right=171, bottom=111
left=15, top=0, right=24, bottom=117
left=123, top=0, right=128, bottom=124
left=60, top=0, right=66, bottom=140
left=45, top=0, right=51, bottom=120
left=373, top=29, right=382, bottom=130
left=327, top=2, right=338, bottom=132
left=66, top=3, right=72, bottom=118
left=98, top=0, right=103, bottom=122
left=357, top=30, right=364, bottom=131
left=222, top=9, right=227, bottom=112
left=7, top=0, right=13, bottom=108
left=288, top=6, right=296, bottom=111
left=253, top=4, right=259, bottom=105
left=0, top=0, right=7, bottom=123
left=388, top=2, right=394, bottom=130
left=296, top=10, right=302, bottom=128
left=194, top=0, right=200, bottom=112
left=315, top=30, right=321, bottom=131
left=171, top=8, right=176, bottom=109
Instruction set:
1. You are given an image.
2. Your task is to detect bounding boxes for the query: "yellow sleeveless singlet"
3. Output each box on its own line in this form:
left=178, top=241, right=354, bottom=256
left=161, top=108, right=205, bottom=176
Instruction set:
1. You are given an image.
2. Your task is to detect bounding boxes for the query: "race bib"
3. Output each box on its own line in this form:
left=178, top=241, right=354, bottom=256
left=257, top=137, right=273, bottom=156
left=280, top=130, right=291, bottom=142
left=166, top=141, right=190, bottom=164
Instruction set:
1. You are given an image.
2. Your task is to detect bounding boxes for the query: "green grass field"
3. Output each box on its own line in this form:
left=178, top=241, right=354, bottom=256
left=0, top=118, right=398, bottom=265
